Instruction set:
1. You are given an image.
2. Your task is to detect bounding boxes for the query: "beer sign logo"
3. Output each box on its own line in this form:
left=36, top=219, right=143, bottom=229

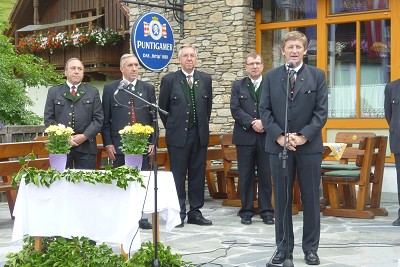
left=143, top=17, right=167, bottom=40
left=132, top=12, right=174, bottom=71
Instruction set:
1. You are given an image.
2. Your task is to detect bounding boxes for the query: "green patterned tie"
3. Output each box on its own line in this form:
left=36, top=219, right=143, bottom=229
left=289, top=69, right=296, bottom=96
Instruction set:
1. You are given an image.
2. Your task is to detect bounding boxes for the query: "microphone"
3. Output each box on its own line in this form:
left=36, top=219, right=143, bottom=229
left=114, top=80, right=129, bottom=96
left=287, top=60, right=296, bottom=69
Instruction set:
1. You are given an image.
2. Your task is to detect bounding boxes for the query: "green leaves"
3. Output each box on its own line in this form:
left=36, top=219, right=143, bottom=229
left=0, top=28, right=63, bottom=125
left=5, top=238, right=191, bottom=267
left=126, top=241, right=191, bottom=267
left=12, top=166, right=144, bottom=190
left=5, top=236, right=126, bottom=267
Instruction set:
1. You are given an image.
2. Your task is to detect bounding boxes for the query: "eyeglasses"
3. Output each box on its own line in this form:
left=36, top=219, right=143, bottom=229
left=246, top=62, right=263, bottom=66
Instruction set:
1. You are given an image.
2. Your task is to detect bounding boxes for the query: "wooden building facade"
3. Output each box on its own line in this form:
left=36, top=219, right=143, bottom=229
left=6, top=0, right=132, bottom=80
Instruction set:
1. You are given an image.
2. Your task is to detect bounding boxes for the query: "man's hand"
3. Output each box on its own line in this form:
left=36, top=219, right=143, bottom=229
left=147, top=144, right=155, bottom=156
left=70, top=134, right=88, bottom=146
left=105, top=145, right=117, bottom=161
left=276, top=133, right=307, bottom=151
left=251, top=119, right=265, bottom=133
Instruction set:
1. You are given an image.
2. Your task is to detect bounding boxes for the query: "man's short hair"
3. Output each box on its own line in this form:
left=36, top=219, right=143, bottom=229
left=177, top=43, right=198, bottom=58
left=245, top=51, right=264, bottom=65
left=64, top=58, right=83, bottom=71
left=120, top=54, right=138, bottom=68
left=281, top=31, right=308, bottom=50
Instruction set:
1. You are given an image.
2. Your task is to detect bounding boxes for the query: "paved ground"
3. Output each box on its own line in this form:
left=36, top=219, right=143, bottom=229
left=1, top=192, right=400, bottom=267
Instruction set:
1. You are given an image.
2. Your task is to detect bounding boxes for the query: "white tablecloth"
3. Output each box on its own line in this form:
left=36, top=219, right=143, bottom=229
left=12, top=171, right=181, bottom=251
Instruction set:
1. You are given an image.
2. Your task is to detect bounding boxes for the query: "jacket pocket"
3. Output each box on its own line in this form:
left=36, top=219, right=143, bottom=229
left=54, top=99, right=65, bottom=106
left=239, top=93, right=248, bottom=99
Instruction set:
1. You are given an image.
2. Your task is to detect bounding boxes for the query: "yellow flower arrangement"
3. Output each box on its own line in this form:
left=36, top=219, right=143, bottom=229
left=44, top=124, right=74, bottom=154
left=119, top=123, right=154, bottom=155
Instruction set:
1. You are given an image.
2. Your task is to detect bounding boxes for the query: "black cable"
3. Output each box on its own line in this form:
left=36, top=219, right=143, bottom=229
left=127, top=170, right=152, bottom=257
left=178, top=239, right=400, bottom=266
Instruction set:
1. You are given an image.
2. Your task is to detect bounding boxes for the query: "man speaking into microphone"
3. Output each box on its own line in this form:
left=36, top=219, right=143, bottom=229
left=259, top=31, right=327, bottom=266
left=101, top=53, right=157, bottom=230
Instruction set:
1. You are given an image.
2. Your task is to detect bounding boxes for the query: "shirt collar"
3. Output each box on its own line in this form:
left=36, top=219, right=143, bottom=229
left=182, top=70, right=194, bottom=77
left=123, top=77, right=137, bottom=87
left=286, top=62, right=303, bottom=73
left=250, top=76, right=262, bottom=85
left=67, top=81, right=81, bottom=89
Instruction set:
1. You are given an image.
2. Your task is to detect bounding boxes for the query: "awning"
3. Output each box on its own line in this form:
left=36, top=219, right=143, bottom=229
left=17, top=14, right=105, bottom=32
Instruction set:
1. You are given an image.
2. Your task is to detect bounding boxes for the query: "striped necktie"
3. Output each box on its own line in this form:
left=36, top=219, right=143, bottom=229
left=289, top=69, right=296, bottom=95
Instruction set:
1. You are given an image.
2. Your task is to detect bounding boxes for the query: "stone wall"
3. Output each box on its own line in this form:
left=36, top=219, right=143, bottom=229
left=127, top=0, right=256, bottom=134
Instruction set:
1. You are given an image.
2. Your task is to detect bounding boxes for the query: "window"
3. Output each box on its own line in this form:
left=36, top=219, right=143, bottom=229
left=327, top=20, right=390, bottom=118
left=261, top=0, right=316, bottom=23
left=71, top=10, right=97, bottom=29
left=330, top=0, right=389, bottom=14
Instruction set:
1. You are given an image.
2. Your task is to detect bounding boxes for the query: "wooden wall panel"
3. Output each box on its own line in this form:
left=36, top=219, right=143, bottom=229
left=37, top=0, right=129, bottom=31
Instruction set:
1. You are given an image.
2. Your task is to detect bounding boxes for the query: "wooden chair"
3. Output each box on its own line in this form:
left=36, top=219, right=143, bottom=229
left=219, top=134, right=258, bottom=207
left=321, top=132, right=376, bottom=208
left=205, top=135, right=226, bottom=199
left=322, top=136, right=388, bottom=219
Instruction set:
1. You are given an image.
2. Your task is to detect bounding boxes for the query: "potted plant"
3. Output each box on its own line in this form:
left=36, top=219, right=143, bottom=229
left=119, top=123, right=154, bottom=169
left=44, top=124, right=74, bottom=172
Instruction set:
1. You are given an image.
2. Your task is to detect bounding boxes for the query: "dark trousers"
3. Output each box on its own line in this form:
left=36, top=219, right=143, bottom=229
left=393, top=154, right=400, bottom=217
left=270, top=152, right=321, bottom=253
left=67, top=148, right=96, bottom=170
left=167, top=127, right=207, bottom=220
left=236, top=135, right=274, bottom=219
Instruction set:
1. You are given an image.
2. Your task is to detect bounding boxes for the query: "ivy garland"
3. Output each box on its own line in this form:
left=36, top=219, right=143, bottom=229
left=12, top=165, right=145, bottom=190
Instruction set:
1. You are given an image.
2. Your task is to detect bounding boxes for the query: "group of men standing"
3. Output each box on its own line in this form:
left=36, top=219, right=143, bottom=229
left=44, top=29, right=400, bottom=266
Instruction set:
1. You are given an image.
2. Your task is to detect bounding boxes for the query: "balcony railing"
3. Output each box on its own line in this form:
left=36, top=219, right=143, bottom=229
left=35, top=42, right=124, bottom=69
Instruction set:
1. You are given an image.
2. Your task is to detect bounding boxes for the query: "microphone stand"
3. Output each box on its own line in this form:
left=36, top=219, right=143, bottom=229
left=267, top=68, right=294, bottom=267
left=119, top=87, right=168, bottom=267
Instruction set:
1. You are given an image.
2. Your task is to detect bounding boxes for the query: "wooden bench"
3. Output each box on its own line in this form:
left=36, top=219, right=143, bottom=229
left=157, top=134, right=227, bottom=199
left=95, top=133, right=226, bottom=199
left=0, top=141, right=50, bottom=218
left=322, top=136, right=388, bottom=219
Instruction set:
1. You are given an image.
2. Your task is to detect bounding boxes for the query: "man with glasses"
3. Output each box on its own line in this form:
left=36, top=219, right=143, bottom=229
left=230, top=51, right=274, bottom=226
left=158, top=44, right=213, bottom=227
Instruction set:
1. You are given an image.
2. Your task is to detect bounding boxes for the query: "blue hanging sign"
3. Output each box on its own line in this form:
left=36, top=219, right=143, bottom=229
left=131, top=12, right=175, bottom=71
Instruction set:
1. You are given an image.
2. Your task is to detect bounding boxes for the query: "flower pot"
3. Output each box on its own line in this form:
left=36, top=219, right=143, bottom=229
left=49, top=153, right=67, bottom=172
left=124, top=154, right=143, bottom=170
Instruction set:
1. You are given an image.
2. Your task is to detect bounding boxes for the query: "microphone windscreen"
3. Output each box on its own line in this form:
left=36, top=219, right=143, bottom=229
left=287, top=60, right=296, bottom=69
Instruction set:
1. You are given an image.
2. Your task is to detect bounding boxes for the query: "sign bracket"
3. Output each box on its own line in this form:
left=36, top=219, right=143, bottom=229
left=121, top=0, right=184, bottom=37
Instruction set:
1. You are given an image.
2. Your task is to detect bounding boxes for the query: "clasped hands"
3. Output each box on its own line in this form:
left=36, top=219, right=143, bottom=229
left=277, top=133, right=307, bottom=151
left=69, top=134, right=88, bottom=147
left=251, top=119, right=265, bottom=133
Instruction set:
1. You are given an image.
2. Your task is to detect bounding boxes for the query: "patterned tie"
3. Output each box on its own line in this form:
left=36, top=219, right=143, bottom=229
left=289, top=69, right=296, bottom=96
left=253, top=81, right=258, bottom=91
left=187, top=75, right=193, bottom=87
left=129, top=84, right=136, bottom=125
left=71, top=85, right=76, bottom=99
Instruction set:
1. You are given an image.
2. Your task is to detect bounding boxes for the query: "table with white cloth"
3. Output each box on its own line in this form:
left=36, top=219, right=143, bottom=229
left=12, top=170, right=181, bottom=253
